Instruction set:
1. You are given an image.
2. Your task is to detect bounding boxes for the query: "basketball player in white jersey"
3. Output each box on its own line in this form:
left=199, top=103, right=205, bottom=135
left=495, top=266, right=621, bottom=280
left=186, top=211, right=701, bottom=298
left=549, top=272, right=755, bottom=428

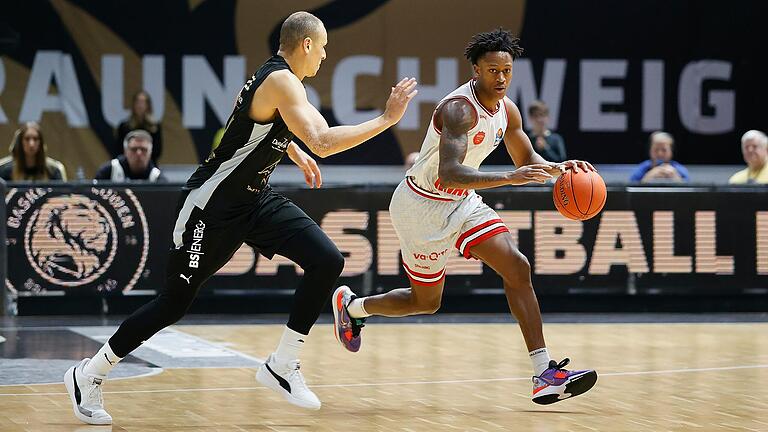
left=332, top=29, right=598, bottom=404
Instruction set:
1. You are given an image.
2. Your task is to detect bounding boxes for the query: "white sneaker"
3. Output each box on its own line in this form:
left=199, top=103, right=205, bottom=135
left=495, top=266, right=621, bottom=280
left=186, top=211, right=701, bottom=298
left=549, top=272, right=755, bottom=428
left=64, top=358, right=112, bottom=425
left=256, top=353, right=321, bottom=410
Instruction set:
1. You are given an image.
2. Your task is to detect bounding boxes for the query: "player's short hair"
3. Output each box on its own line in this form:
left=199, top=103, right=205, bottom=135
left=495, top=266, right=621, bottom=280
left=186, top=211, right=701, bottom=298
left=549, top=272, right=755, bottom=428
left=741, top=130, right=768, bottom=148
left=279, top=11, right=324, bottom=52
left=464, top=28, right=524, bottom=65
left=528, top=100, right=549, bottom=117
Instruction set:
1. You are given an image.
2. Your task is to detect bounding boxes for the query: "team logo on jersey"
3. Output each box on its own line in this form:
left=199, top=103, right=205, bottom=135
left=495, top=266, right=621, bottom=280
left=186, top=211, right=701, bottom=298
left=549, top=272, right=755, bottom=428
left=473, top=131, right=486, bottom=145
left=250, top=159, right=281, bottom=194
left=5, top=187, right=149, bottom=295
left=271, top=137, right=290, bottom=152
left=494, top=128, right=504, bottom=147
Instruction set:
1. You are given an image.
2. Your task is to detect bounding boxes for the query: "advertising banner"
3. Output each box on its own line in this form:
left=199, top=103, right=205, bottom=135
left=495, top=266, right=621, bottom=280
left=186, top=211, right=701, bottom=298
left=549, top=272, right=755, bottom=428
left=6, top=184, right=767, bottom=298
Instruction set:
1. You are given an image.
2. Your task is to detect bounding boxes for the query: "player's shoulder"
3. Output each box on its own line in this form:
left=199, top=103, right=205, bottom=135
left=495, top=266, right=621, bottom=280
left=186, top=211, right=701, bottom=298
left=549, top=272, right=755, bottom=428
left=441, top=96, right=475, bottom=113
left=437, top=97, right=477, bottom=132
left=262, top=70, right=304, bottom=94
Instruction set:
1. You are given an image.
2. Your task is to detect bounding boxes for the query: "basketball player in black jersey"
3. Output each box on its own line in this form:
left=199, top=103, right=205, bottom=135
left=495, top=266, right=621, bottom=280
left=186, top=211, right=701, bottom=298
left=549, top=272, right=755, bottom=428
left=64, top=11, right=418, bottom=423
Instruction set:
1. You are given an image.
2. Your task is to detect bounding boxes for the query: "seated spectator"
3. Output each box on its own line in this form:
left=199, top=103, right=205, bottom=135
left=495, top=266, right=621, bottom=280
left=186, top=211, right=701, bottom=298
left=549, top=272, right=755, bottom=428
left=115, top=90, right=162, bottom=163
left=629, top=131, right=689, bottom=183
left=729, top=130, right=768, bottom=184
left=96, top=130, right=166, bottom=182
left=527, top=100, right=566, bottom=162
left=0, top=122, right=67, bottom=181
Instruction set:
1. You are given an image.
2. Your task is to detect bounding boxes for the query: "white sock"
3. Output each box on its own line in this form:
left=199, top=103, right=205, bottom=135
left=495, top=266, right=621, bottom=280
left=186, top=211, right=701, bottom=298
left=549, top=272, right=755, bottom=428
left=84, top=342, right=122, bottom=377
left=529, top=347, right=552, bottom=376
left=346, top=297, right=370, bottom=318
left=274, top=326, right=307, bottom=364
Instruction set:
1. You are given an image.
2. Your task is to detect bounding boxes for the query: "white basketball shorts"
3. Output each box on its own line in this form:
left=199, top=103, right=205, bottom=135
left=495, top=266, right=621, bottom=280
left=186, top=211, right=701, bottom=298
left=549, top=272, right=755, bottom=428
left=388, top=177, right=509, bottom=286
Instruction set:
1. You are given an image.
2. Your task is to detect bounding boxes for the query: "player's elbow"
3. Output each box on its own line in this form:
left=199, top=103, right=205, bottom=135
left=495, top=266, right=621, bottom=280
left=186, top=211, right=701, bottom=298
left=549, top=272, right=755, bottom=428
left=311, top=146, right=332, bottom=159
left=305, top=138, right=332, bottom=158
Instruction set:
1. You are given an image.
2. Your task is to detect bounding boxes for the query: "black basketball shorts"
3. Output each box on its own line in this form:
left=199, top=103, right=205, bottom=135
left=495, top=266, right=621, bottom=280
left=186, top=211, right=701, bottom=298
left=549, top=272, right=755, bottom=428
left=165, top=186, right=316, bottom=287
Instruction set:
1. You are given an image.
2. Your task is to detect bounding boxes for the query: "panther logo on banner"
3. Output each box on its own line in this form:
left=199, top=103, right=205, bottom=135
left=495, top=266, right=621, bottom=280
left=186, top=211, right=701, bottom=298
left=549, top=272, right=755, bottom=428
left=5, top=187, right=149, bottom=295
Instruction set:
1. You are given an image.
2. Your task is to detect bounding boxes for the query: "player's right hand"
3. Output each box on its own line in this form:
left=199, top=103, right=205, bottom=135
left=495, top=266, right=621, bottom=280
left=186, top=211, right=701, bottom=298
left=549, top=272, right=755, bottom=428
left=383, top=77, right=418, bottom=126
left=507, top=164, right=553, bottom=185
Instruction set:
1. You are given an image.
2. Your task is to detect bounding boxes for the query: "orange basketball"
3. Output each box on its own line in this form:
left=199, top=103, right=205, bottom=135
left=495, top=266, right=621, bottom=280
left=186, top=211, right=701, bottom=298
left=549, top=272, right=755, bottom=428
left=552, top=169, right=607, bottom=221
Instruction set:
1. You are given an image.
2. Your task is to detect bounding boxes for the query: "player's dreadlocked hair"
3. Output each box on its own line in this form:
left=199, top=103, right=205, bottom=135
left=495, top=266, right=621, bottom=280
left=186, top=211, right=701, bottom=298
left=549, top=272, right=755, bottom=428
left=464, top=29, right=524, bottom=65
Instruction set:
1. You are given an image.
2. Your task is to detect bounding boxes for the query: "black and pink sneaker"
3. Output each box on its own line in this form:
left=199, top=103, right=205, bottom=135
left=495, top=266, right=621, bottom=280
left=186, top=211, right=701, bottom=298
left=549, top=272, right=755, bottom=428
left=531, top=358, right=597, bottom=405
left=331, top=286, right=366, bottom=352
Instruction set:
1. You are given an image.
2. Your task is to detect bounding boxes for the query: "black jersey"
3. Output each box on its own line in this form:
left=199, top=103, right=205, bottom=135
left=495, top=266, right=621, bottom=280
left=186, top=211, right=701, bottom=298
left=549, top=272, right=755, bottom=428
left=184, top=55, right=295, bottom=213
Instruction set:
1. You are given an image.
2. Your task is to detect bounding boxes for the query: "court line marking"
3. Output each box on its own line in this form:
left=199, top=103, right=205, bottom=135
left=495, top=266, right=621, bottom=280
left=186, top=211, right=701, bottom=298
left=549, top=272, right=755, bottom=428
left=0, top=363, right=766, bottom=397
left=163, top=327, right=266, bottom=364
left=0, top=367, right=164, bottom=388
left=66, top=326, right=265, bottom=368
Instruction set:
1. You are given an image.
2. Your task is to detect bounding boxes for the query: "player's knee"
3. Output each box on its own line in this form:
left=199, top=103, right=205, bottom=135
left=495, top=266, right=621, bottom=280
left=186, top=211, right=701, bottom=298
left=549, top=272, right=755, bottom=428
left=512, top=252, right=531, bottom=275
left=411, top=290, right=441, bottom=314
left=321, top=247, right=345, bottom=278
left=421, top=297, right=442, bottom=314
left=500, top=250, right=532, bottom=288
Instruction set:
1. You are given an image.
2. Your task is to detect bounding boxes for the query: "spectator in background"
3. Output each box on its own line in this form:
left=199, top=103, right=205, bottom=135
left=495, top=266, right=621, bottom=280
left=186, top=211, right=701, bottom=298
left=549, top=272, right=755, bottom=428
left=0, top=122, right=67, bottom=181
left=527, top=100, right=566, bottom=162
left=96, top=130, right=165, bottom=182
left=115, top=90, right=162, bottom=163
left=729, top=130, right=768, bottom=184
left=630, top=131, right=689, bottom=183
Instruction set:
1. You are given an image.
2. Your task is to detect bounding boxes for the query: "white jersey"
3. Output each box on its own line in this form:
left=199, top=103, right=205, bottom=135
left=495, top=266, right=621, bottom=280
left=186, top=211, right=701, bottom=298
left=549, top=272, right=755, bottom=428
left=406, top=80, right=509, bottom=201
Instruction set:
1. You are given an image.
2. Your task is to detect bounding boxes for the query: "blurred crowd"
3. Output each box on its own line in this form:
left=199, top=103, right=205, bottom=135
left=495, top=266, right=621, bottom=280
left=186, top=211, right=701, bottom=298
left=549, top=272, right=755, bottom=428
left=1, top=91, right=166, bottom=183
left=2, top=95, right=766, bottom=185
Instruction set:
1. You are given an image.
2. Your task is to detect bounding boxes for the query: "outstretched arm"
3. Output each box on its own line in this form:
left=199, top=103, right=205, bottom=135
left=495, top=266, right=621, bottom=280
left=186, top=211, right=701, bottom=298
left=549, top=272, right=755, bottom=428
left=263, top=72, right=417, bottom=158
left=437, top=99, right=552, bottom=190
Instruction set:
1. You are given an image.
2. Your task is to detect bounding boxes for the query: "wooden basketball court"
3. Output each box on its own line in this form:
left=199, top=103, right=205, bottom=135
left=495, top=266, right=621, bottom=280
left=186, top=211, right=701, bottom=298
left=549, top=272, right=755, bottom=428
left=1, top=320, right=767, bottom=431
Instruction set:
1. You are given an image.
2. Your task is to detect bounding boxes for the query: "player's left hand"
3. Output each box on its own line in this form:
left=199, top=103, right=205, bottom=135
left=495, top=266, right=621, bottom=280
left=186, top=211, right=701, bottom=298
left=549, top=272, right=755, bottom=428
left=547, top=160, right=596, bottom=175
left=288, top=143, right=323, bottom=188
